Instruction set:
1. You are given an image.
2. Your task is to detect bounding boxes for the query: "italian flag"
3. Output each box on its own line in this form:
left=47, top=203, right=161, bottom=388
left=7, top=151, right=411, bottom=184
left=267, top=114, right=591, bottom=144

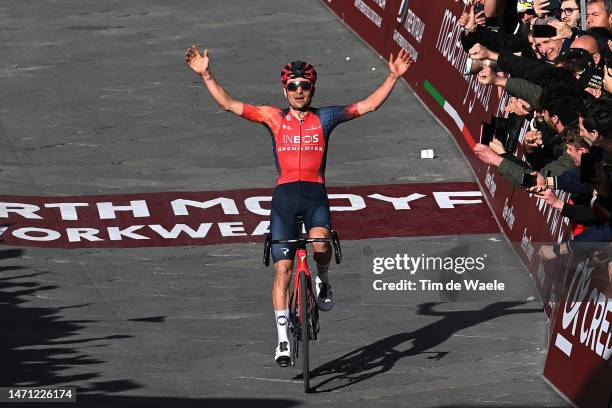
left=424, top=80, right=476, bottom=149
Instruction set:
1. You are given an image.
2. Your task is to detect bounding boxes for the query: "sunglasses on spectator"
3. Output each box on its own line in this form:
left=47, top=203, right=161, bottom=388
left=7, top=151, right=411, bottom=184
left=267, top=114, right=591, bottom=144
left=561, top=7, right=579, bottom=14
left=286, top=81, right=313, bottom=91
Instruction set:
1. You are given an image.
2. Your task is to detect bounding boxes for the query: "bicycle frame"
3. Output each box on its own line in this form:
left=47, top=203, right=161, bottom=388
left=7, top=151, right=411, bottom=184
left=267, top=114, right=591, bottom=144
left=292, top=247, right=317, bottom=335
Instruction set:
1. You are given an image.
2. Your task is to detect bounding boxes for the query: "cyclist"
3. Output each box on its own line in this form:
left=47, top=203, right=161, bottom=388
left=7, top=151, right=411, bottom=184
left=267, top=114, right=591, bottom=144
left=185, top=45, right=413, bottom=366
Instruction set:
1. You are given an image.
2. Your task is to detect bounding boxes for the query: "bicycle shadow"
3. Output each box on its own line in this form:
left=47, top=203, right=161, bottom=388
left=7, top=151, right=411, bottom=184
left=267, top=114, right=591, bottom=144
left=306, top=301, right=541, bottom=393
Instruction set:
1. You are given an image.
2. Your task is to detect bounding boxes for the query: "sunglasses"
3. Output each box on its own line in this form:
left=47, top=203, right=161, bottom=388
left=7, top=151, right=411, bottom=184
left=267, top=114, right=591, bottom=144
left=286, top=81, right=313, bottom=92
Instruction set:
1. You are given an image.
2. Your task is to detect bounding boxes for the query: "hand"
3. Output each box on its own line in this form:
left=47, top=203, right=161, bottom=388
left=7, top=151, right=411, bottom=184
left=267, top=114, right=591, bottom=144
left=458, top=3, right=476, bottom=29
left=524, top=130, right=543, bottom=149
left=389, top=48, right=414, bottom=79
left=473, top=143, right=503, bottom=167
left=533, top=0, right=551, bottom=16
left=535, top=171, right=547, bottom=191
left=549, top=20, right=573, bottom=41
left=604, top=65, right=612, bottom=94
left=538, top=245, right=556, bottom=260
left=469, top=43, right=493, bottom=61
left=513, top=98, right=532, bottom=116
left=477, top=67, right=507, bottom=88
left=504, top=97, right=518, bottom=114
left=535, top=188, right=564, bottom=209
left=477, top=67, right=496, bottom=85
left=460, top=1, right=485, bottom=30
left=489, top=138, right=506, bottom=154
left=527, top=171, right=547, bottom=193
left=186, top=45, right=211, bottom=78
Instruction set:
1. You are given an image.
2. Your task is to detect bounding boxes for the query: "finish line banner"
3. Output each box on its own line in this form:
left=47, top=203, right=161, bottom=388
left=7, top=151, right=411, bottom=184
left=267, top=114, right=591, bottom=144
left=0, top=183, right=497, bottom=249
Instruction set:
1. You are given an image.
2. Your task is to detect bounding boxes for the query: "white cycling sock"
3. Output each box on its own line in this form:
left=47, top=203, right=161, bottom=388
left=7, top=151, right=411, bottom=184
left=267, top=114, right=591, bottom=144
left=275, top=309, right=289, bottom=344
left=316, top=261, right=330, bottom=283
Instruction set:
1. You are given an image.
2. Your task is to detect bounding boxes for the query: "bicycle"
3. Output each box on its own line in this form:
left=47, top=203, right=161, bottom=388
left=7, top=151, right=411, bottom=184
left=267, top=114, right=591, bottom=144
left=263, top=216, right=342, bottom=393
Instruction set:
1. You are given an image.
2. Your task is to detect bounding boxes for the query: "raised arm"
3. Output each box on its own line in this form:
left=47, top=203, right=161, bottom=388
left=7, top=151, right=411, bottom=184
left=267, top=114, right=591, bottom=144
left=355, top=48, right=414, bottom=115
left=185, top=45, right=243, bottom=116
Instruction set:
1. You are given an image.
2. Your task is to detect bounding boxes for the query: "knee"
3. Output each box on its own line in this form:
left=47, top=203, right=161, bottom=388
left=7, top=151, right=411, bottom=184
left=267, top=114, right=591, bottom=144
left=309, top=230, right=330, bottom=253
left=312, top=241, right=330, bottom=254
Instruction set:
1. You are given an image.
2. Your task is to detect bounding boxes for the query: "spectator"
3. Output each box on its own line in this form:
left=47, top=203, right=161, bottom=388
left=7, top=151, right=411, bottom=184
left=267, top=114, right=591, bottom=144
left=561, top=0, right=582, bottom=27
left=571, top=33, right=604, bottom=66
left=586, top=0, right=612, bottom=29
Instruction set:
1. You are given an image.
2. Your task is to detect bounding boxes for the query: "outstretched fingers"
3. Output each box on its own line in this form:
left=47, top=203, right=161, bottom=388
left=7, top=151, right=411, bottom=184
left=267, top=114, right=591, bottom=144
left=399, top=48, right=413, bottom=63
left=185, top=44, right=204, bottom=63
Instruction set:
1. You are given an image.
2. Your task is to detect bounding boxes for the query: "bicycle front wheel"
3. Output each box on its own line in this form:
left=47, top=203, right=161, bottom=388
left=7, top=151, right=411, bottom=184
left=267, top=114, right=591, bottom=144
left=299, top=271, right=310, bottom=393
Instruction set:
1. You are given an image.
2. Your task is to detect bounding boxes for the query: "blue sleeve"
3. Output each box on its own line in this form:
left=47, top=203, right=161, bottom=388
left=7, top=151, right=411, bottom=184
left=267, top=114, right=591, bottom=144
left=555, top=169, right=594, bottom=194
left=316, top=105, right=362, bottom=138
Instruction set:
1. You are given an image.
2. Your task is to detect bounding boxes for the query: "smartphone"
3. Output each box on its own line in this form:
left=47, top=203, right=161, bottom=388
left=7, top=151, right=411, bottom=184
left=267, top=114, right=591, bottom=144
left=492, top=116, right=509, bottom=145
left=533, top=24, right=557, bottom=38
left=480, top=121, right=494, bottom=146
left=543, top=0, right=560, bottom=11
left=521, top=173, right=538, bottom=188
left=474, top=2, right=485, bottom=16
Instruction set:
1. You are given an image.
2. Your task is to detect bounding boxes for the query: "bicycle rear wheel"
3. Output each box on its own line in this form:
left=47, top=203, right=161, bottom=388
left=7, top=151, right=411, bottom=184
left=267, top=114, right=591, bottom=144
left=299, top=271, right=310, bottom=393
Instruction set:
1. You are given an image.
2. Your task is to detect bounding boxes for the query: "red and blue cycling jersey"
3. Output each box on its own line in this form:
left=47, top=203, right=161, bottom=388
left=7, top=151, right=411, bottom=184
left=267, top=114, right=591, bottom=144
left=241, top=104, right=361, bottom=185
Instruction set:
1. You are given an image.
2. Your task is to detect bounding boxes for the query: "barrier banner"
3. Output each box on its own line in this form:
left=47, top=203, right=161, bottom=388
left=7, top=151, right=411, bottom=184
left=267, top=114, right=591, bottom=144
left=544, top=252, right=612, bottom=408
left=320, top=1, right=606, bottom=406
left=323, top=0, right=396, bottom=53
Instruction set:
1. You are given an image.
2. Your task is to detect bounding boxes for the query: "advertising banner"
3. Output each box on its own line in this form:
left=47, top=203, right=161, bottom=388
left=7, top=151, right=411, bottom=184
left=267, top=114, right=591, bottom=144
left=0, top=182, right=497, bottom=249
left=544, top=253, right=612, bottom=408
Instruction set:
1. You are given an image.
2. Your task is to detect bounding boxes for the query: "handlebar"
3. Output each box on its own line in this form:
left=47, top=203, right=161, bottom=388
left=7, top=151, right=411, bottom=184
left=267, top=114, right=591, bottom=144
left=263, top=231, right=342, bottom=267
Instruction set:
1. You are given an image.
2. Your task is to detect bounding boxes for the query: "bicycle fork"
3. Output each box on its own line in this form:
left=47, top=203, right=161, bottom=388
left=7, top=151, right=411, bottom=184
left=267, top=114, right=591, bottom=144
left=289, top=248, right=319, bottom=363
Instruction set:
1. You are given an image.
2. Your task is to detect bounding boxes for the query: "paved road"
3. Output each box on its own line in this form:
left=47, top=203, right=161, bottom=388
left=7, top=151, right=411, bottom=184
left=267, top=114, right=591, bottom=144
left=0, top=1, right=567, bottom=406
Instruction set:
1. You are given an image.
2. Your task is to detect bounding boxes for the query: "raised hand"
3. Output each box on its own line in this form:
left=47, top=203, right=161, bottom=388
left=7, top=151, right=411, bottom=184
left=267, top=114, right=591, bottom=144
left=459, top=2, right=478, bottom=32
left=473, top=143, right=503, bottom=167
left=549, top=20, right=573, bottom=41
left=524, top=130, right=543, bottom=149
left=535, top=188, right=564, bottom=209
left=477, top=67, right=496, bottom=85
left=513, top=98, right=532, bottom=116
left=388, top=48, right=414, bottom=79
left=185, top=45, right=210, bottom=78
left=489, top=138, right=506, bottom=154
left=469, top=43, right=492, bottom=61
left=533, top=0, right=551, bottom=16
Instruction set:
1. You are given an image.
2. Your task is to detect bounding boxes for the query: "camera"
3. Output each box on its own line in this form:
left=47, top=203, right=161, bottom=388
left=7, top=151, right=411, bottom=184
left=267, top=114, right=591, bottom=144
left=464, top=58, right=498, bottom=75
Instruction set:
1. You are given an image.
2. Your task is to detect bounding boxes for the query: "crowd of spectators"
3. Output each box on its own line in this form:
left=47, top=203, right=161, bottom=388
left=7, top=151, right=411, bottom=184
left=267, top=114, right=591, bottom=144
left=459, top=0, right=611, bottom=262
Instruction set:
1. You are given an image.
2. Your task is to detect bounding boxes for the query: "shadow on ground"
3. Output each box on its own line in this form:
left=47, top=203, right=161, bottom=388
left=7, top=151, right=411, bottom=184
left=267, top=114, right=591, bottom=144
left=307, top=301, right=542, bottom=393
left=0, top=249, right=139, bottom=393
